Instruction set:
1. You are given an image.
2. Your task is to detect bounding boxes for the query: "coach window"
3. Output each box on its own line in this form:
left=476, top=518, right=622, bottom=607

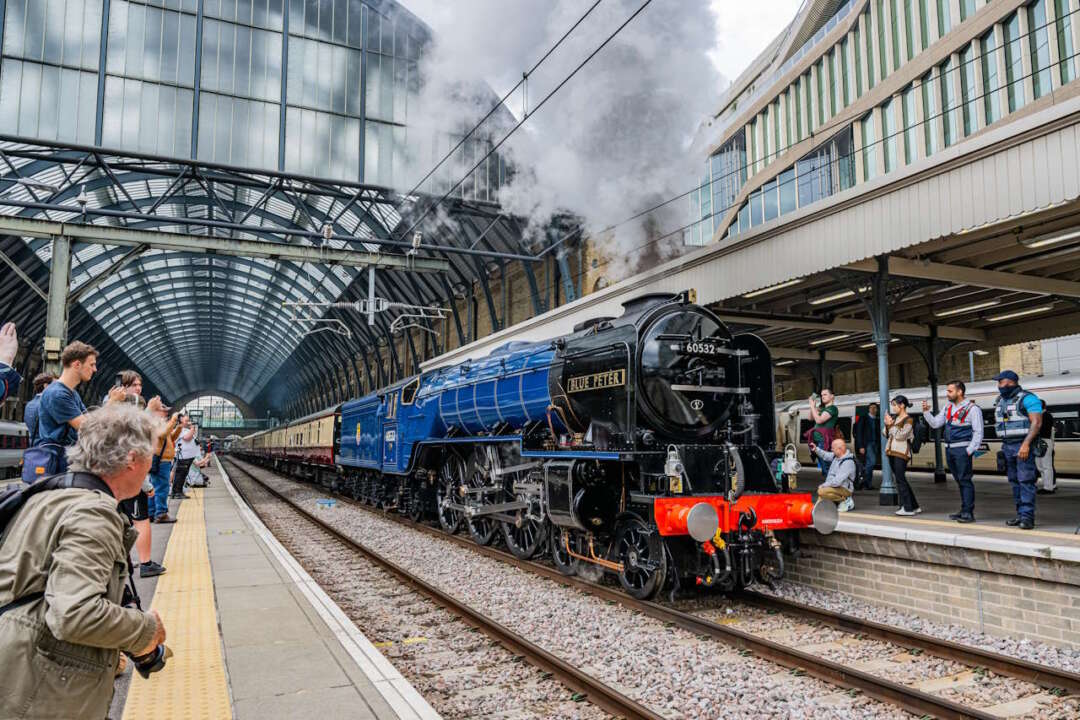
left=401, top=376, right=420, bottom=405
left=1049, top=405, right=1080, bottom=438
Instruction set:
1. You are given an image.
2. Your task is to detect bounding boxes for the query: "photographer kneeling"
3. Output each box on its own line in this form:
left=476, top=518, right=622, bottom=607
left=0, top=404, right=168, bottom=719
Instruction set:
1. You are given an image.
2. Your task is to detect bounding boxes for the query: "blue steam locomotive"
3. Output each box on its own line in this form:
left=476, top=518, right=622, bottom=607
left=237, top=290, right=836, bottom=599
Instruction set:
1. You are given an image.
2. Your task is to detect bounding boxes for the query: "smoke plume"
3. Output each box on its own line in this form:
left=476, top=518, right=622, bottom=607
left=400, top=0, right=724, bottom=284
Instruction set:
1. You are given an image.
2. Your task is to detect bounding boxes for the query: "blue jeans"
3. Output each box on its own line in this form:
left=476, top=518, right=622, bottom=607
left=817, top=458, right=829, bottom=477
left=151, top=460, right=172, bottom=517
left=946, top=448, right=975, bottom=516
left=1002, top=441, right=1037, bottom=521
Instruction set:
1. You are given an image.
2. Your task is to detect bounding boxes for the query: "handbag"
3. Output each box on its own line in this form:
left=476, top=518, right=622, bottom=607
left=21, top=443, right=67, bottom=484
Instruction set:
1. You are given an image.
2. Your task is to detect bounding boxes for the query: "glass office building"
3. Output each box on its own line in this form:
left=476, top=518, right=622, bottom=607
left=0, top=0, right=505, bottom=198
left=689, top=0, right=1080, bottom=245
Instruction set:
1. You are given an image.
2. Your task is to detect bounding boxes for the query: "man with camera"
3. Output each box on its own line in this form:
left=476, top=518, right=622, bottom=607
left=0, top=404, right=169, bottom=719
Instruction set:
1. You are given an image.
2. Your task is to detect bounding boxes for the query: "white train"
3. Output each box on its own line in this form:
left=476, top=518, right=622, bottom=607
left=776, top=373, right=1078, bottom=476
left=0, top=420, right=29, bottom=480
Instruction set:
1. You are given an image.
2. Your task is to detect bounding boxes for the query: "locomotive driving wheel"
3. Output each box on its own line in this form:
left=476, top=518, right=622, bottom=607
left=613, top=517, right=667, bottom=599
left=499, top=466, right=545, bottom=560
left=436, top=454, right=465, bottom=534
left=501, top=504, right=546, bottom=560
left=464, top=447, right=499, bottom=546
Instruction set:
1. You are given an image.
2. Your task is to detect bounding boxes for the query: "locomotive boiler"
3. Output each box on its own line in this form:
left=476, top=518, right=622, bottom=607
left=240, top=289, right=837, bottom=599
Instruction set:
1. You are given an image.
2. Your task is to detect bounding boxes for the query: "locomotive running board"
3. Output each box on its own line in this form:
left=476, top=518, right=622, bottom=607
left=670, top=385, right=750, bottom=394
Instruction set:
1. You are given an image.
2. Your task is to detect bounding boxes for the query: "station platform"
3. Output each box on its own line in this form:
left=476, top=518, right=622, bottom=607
left=789, top=470, right=1080, bottom=648
left=112, top=461, right=438, bottom=720
left=817, top=470, right=1080, bottom=558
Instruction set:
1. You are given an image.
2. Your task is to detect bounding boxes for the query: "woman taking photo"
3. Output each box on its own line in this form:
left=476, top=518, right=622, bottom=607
left=884, top=394, right=921, bottom=516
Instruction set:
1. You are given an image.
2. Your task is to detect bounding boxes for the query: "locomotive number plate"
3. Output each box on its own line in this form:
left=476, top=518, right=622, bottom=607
left=567, top=368, right=626, bottom=393
left=680, top=341, right=721, bottom=356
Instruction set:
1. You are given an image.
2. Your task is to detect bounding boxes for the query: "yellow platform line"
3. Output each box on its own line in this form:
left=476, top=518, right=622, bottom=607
left=122, top=490, right=232, bottom=720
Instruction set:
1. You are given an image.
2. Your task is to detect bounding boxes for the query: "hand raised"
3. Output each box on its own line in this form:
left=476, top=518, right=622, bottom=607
left=0, top=322, right=17, bottom=367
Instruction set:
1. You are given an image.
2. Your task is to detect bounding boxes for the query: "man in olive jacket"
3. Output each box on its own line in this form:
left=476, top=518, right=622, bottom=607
left=0, top=404, right=167, bottom=719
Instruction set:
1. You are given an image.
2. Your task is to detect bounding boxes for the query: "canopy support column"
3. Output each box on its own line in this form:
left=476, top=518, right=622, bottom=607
left=44, top=235, right=72, bottom=375
left=868, top=256, right=898, bottom=506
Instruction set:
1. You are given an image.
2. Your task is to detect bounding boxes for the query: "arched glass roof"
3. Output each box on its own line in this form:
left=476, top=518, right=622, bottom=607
left=0, top=137, right=553, bottom=411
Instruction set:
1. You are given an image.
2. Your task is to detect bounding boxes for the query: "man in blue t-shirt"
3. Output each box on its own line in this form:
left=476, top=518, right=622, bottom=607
left=37, top=342, right=116, bottom=456
left=992, top=370, right=1043, bottom=530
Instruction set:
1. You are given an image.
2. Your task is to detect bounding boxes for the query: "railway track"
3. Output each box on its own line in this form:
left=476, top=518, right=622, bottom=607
left=225, top=457, right=1080, bottom=720
left=223, top=458, right=663, bottom=720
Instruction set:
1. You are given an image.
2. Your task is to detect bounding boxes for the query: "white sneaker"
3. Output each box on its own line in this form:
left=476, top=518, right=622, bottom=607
left=838, top=497, right=855, bottom=512
left=895, top=508, right=917, bottom=516
left=914, top=507, right=923, bottom=515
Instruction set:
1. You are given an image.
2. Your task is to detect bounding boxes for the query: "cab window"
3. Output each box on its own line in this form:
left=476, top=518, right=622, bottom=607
left=401, top=377, right=420, bottom=405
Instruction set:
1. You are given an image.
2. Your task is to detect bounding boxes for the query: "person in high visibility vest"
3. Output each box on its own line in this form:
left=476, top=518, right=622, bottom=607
left=923, top=380, right=984, bottom=524
left=992, top=371, right=1043, bottom=530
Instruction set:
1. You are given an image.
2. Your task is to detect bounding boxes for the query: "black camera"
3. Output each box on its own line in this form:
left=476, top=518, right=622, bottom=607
left=126, top=644, right=171, bottom=678
left=120, top=557, right=170, bottom=677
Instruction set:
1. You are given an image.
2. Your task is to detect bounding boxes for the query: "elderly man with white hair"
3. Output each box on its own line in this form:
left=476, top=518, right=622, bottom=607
left=0, top=404, right=169, bottom=720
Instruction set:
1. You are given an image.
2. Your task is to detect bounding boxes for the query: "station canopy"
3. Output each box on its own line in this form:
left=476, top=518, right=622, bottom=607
left=0, top=136, right=552, bottom=412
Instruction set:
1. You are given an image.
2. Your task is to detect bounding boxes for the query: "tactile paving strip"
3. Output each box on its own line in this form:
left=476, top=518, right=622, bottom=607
left=122, top=490, right=232, bottom=720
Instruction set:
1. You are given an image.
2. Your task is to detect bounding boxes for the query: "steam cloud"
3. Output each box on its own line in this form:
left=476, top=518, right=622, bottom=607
left=400, top=0, right=725, bottom=285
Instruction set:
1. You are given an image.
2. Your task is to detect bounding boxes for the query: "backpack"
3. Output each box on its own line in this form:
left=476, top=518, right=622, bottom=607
left=910, top=416, right=930, bottom=454
left=0, top=472, right=112, bottom=617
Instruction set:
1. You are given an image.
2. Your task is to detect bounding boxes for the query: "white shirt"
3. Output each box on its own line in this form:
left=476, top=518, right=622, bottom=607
left=176, top=430, right=200, bottom=460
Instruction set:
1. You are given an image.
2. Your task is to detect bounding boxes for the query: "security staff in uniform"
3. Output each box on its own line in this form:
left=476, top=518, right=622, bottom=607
left=992, top=370, right=1043, bottom=530
left=923, top=379, right=984, bottom=523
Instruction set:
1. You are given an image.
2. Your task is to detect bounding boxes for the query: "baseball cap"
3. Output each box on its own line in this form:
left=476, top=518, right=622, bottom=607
left=993, top=370, right=1019, bottom=382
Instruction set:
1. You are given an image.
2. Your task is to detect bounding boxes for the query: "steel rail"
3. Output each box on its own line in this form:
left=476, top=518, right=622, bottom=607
left=223, top=458, right=664, bottom=720
left=225, top=456, right=1076, bottom=720
left=736, top=591, right=1080, bottom=696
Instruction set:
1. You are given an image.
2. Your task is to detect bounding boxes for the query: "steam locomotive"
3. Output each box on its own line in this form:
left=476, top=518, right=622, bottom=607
left=236, top=290, right=836, bottom=598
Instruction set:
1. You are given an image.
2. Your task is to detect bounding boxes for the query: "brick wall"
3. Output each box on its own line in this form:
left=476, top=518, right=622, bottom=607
left=999, top=341, right=1044, bottom=376
left=787, top=533, right=1080, bottom=648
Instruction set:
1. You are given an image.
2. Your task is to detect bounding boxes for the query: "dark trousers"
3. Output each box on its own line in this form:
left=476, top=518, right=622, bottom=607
left=172, top=458, right=193, bottom=495
left=891, top=455, right=919, bottom=511
left=1002, top=441, right=1037, bottom=521
left=946, top=447, right=975, bottom=516
left=858, top=446, right=878, bottom=489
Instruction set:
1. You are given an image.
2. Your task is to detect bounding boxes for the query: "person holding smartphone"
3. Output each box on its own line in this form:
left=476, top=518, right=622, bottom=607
left=922, top=380, right=983, bottom=524
left=884, top=395, right=920, bottom=516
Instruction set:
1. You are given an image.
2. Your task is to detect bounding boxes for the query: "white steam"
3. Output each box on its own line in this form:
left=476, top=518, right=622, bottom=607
left=400, top=0, right=725, bottom=282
